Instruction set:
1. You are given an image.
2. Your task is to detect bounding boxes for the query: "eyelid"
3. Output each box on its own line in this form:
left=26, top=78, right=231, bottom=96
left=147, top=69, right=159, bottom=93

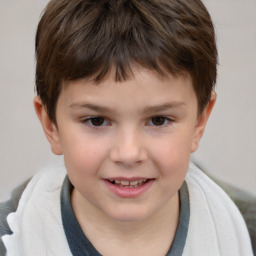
left=79, top=115, right=175, bottom=128
left=80, top=116, right=110, bottom=127
left=147, top=116, right=175, bottom=127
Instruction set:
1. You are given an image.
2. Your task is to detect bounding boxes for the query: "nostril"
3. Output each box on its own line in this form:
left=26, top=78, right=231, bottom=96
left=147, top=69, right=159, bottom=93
left=109, top=147, right=148, bottom=167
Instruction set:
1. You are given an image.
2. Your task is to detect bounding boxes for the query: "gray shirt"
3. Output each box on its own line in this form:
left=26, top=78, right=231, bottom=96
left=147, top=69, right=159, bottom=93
left=1, top=173, right=255, bottom=255
left=61, top=176, right=190, bottom=256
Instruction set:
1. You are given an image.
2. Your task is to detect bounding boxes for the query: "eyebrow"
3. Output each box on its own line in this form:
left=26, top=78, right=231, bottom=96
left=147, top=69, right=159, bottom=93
left=69, top=103, right=112, bottom=113
left=69, top=102, right=186, bottom=114
left=143, top=102, right=186, bottom=113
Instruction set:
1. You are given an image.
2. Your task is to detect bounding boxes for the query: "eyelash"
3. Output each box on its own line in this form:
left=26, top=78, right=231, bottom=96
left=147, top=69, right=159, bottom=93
left=80, top=116, right=174, bottom=128
left=81, top=116, right=110, bottom=127
left=147, top=116, right=173, bottom=127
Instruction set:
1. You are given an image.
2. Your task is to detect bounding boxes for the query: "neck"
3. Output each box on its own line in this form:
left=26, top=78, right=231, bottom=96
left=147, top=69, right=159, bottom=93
left=71, top=190, right=180, bottom=256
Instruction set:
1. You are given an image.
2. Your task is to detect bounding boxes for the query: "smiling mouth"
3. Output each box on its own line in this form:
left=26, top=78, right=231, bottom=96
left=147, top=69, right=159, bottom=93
left=107, top=179, right=150, bottom=188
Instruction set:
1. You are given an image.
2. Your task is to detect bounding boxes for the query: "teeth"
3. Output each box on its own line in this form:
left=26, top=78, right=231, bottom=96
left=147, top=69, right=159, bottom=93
left=130, top=180, right=139, bottom=186
left=109, top=179, right=148, bottom=187
left=120, top=180, right=129, bottom=186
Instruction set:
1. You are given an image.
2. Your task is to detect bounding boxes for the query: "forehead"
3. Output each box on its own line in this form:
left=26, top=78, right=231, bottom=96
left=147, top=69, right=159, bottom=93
left=57, top=68, right=197, bottom=115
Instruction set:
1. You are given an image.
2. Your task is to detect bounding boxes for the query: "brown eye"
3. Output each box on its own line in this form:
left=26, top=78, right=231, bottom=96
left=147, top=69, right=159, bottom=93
left=90, top=117, right=105, bottom=126
left=151, top=116, right=167, bottom=126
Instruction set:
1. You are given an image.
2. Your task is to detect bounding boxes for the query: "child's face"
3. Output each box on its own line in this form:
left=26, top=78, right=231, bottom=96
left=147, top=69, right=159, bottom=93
left=35, top=68, right=214, bottom=223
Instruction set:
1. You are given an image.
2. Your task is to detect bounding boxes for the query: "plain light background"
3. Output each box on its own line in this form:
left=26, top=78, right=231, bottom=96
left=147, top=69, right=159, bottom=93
left=0, top=0, right=256, bottom=201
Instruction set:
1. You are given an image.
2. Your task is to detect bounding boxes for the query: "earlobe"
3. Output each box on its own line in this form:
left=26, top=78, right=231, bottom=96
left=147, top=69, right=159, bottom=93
left=33, top=96, right=63, bottom=155
left=190, top=91, right=216, bottom=152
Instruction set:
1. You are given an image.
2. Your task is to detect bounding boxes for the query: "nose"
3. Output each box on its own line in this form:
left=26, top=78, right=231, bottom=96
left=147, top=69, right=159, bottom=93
left=109, top=127, right=148, bottom=167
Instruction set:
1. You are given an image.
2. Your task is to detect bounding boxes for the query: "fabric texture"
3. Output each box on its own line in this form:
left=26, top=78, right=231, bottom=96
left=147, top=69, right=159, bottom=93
left=203, top=167, right=256, bottom=254
left=0, top=162, right=254, bottom=256
left=2, top=163, right=71, bottom=256
left=0, top=179, right=30, bottom=256
left=182, top=164, right=253, bottom=255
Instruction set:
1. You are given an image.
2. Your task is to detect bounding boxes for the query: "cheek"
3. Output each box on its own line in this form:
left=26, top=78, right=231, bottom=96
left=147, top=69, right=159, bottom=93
left=152, top=131, right=193, bottom=166
left=63, top=139, right=107, bottom=197
left=150, top=131, right=193, bottom=184
left=61, top=132, right=108, bottom=177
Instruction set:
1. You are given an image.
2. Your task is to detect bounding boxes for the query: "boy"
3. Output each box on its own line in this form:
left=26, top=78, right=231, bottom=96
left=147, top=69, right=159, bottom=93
left=0, top=0, right=254, bottom=255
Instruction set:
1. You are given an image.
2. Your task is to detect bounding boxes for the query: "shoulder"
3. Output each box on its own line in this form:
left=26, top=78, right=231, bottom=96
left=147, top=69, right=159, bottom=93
left=214, top=178, right=256, bottom=255
left=0, top=179, right=31, bottom=256
left=191, top=162, right=256, bottom=255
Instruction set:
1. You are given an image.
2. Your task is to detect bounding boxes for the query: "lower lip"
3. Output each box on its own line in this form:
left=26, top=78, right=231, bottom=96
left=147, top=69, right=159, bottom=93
left=104, top=179, right=154, bottom=198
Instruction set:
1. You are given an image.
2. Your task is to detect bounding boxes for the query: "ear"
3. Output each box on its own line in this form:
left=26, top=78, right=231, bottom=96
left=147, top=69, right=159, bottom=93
left=33, top=96, right=63, bottom=155
left=190, top=91, right=216, bottom=152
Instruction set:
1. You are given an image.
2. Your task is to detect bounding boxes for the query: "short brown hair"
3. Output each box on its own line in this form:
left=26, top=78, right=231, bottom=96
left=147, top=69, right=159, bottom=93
left=35, top=0, right=217, bottom=123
